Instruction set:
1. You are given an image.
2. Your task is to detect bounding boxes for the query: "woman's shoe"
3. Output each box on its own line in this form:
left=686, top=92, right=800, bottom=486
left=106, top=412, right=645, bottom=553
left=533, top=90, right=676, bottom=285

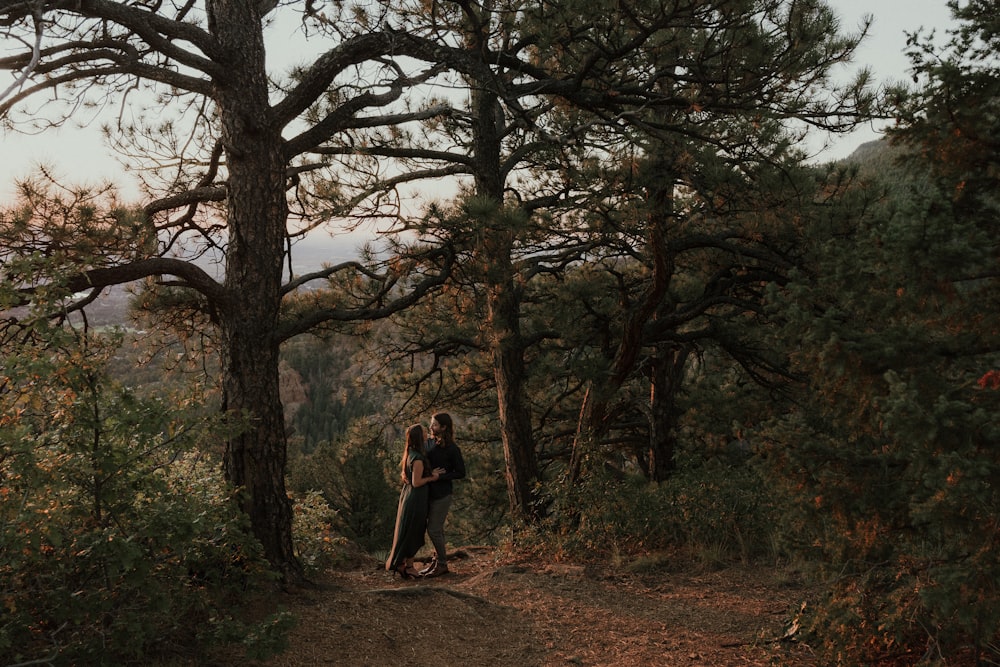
left=394, top=565, right=418, bottom=579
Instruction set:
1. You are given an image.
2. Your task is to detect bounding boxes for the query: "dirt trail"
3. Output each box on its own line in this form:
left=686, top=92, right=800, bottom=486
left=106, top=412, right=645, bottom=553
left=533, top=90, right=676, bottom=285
left=219, top=548, right=818, bottom=667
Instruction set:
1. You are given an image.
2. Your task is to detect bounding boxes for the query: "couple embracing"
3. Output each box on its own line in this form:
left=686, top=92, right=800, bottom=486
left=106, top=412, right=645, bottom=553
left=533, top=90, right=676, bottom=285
left=386, top=412, right=466, bottom=579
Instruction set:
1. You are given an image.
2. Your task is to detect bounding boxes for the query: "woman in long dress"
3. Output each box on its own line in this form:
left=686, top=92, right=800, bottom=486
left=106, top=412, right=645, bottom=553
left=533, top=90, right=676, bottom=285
left=386, top=424, right=442, bottom=578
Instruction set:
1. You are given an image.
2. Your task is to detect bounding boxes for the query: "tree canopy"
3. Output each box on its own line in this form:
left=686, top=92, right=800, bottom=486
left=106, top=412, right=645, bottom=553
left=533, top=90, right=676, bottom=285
left=0, top=0, right=880, bottom=577
left=3, top=0, right=1000, bottom=664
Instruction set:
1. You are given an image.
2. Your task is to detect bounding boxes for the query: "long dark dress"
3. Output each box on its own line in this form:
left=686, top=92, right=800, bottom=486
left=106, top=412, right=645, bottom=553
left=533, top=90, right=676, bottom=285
left=386, top=449, right=429, bottom=571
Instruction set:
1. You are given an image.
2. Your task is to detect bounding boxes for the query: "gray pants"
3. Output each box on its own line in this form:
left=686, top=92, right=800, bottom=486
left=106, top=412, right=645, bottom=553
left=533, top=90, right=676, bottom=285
left=426, top=494, right=452, bottom=564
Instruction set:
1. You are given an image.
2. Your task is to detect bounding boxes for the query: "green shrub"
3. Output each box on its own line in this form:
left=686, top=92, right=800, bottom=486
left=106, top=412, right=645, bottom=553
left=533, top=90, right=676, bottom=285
left=758, top=372, right=1000, bottom=664
left=443, top=437, right=509, bottom=548
left=287, top=417, right=398, bottom=553
left=536, top=458, right=779, bottom=565
left=291, top=490, right=347, bottom=574
left=0, top=333, right=286, bottom=666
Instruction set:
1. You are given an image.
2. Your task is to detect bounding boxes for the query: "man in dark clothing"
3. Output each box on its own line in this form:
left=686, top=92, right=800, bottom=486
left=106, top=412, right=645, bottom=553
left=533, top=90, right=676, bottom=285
left=420, top=412, right=465, bottom=577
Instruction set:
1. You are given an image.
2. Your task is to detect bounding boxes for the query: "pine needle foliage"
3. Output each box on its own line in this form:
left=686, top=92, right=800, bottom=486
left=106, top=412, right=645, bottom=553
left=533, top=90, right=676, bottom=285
left=759, top=132, right=1000, bottom=662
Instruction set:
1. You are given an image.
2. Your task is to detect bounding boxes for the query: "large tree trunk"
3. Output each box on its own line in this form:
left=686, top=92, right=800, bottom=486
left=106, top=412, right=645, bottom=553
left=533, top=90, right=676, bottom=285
left=209, top=0, right=300, bottom=580
left=485, top=246, right=540, bottom=518
left=467, top=25, right=540, bottom=518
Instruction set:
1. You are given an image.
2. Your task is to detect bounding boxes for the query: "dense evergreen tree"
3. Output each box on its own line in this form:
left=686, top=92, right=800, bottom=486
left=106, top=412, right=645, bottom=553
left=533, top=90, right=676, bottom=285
left=367, top=0, right=878, bottom=504
left=349, top=0, right=880, bottom=517
left=757, top=2, right=1000, bottom=654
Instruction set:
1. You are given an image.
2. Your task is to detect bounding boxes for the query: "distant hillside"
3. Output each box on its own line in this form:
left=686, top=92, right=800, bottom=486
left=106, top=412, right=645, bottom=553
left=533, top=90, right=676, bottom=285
left=843, top=139, right=887, bottom=162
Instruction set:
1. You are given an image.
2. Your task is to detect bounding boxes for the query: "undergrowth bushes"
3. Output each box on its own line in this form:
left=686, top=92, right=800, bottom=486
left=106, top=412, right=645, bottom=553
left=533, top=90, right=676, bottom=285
left=0, top=333, right=292, bottom=666
left=291, top=489, right=347, bottom=574
left=286, top=417, right=398, bottom=554
left=533, top=458, right=780, bottom=566
left=0, top=432, right=292, bottom=666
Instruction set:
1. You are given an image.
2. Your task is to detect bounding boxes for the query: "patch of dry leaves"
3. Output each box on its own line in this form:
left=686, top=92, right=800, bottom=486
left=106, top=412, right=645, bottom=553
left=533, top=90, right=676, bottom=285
left=210, top=547, right=819, bottom=667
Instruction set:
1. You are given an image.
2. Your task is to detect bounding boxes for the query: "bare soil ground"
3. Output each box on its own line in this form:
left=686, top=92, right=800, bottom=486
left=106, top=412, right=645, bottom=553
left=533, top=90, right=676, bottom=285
left=214, top=547, right=819, bottom=667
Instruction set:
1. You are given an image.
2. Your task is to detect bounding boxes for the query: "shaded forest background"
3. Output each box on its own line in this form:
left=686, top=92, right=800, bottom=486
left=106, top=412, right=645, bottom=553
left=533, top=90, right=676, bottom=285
left=1, top=1, right=998, bottom=666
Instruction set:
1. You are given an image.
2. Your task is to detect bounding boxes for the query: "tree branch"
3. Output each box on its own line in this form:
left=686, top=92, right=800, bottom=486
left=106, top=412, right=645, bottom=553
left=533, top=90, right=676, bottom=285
left=49, top=257, right=226, bottom=303
left=277, top=246, right=455, bottom=341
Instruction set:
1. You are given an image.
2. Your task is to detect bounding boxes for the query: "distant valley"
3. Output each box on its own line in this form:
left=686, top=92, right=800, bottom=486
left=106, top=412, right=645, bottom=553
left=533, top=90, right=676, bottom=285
left=86, top=231, right=366, bottom=327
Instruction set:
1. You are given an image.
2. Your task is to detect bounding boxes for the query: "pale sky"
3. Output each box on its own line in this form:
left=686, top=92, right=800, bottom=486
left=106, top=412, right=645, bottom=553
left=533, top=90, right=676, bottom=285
left=813, top=0, right=954, bottom=158
left=0, top=1, right=955, bottom=203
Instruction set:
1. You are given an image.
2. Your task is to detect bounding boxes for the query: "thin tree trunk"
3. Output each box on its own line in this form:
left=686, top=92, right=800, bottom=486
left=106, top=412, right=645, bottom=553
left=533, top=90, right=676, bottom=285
left=570, top=155, right=676, bottom=482
left=569, top=384, right=605, bottom=485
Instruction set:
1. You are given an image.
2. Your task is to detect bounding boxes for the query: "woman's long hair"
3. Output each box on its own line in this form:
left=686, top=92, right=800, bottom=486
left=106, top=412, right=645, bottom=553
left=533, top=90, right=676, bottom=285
left=401, top=423, right=425, bottom=482
left=431, top=412, right=455, bottom=447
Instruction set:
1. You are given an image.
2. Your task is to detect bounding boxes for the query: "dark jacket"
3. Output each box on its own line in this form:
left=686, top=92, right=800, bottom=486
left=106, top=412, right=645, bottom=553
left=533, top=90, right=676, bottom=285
left=425, top=439, right=465, bottom=501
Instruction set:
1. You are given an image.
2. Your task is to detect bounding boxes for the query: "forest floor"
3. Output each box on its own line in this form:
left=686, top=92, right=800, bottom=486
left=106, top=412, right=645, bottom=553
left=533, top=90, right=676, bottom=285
left=204, top=546, right=822, bottom=667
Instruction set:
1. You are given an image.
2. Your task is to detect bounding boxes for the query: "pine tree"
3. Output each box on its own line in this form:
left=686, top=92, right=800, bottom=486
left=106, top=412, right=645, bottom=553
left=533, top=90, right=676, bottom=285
left=759, top=2, right=1000, bottom=651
